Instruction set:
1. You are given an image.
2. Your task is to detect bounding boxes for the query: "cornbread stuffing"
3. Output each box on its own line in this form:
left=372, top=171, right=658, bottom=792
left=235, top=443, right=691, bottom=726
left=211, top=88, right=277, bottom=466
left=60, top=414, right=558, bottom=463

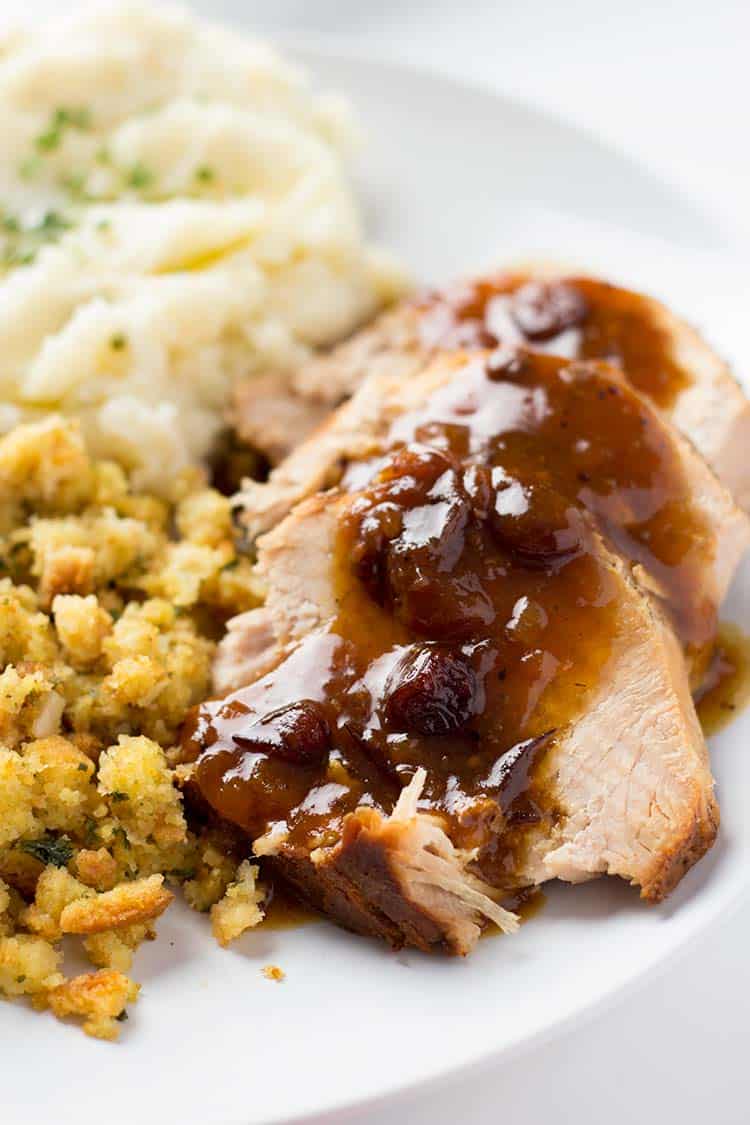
left=211, top=860, right=265, bottom=948
left=0, top=416, right=267, bottom=1039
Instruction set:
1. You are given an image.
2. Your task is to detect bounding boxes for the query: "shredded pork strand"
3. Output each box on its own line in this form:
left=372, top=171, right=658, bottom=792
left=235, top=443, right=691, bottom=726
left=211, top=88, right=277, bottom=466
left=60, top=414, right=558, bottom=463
left=392, top=769, right=519, bottom=935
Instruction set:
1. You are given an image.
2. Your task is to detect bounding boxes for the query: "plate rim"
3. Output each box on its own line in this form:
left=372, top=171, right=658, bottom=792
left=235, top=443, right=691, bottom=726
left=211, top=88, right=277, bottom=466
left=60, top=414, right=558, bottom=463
left=276, top=31, right=749, bottom=257
left=3, top=33, right=749, bottom=1125
left=281, top=880, right=750, bottom=1125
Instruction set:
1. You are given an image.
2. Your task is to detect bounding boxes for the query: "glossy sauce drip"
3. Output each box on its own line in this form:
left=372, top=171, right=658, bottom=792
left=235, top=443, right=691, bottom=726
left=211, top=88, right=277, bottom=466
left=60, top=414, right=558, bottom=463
left=186, top=349, right=714, bottom=888
left=261, top=883, right=320, bottom=930
left=182, top=633, right=398, bottom=847
left=696, top=623, right=750, bottom=735
left=481, top=887, right=546, bottom=938
left=416, top=275, right=690, bottom=408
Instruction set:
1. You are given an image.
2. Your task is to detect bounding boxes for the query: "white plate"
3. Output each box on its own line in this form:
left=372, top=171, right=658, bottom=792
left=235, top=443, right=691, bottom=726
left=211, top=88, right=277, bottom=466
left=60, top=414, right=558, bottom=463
left=4, top=40, right=750, bottom=1125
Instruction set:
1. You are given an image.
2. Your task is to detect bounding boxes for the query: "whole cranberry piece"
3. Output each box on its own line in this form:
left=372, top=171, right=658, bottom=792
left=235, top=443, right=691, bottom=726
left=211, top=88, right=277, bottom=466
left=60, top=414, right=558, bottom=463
left=384, top=646, right=478, bottom=737
left=349, top=445, right=483, bottom=638
left=489, top=478, right=585, bottom=570
left=510, top=281, right=588, bottom=342
left=352, top=501, right=404, bottom=606
left=233, top=700, right=331, bottom=767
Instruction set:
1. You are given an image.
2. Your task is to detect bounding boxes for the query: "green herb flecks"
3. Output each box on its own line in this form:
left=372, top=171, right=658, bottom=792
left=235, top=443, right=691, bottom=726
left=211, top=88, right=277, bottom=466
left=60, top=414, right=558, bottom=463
left=112, top=826, right=132, bottom=850
left=3, top=249, right=35, bottom=267
left=167, top=867, right=197, bottom=881
left=58, top=171, right=88, bottom=201
left=35, top=105, right=92, bottom=154
left=126, top=162, right=154, bottom=191
left=38, top=211, right=71, bottom=237
left=18, top=156, right=41, bottom=181
left=1, top=209, right=73, bottom=270
left=19, top=834, right=75, bottom=868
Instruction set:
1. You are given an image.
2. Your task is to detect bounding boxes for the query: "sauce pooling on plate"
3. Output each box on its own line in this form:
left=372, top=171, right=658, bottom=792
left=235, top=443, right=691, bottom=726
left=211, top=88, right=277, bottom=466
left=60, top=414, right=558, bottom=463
left=696, top=623, right=750, bottom=735
left=184, top=348, right=715, bottom=886
left=416, top=275, right=691, bottom=408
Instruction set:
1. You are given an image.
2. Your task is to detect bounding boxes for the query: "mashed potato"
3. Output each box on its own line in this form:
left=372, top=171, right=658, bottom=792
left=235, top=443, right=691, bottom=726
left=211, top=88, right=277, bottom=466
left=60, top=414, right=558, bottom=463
left=0, top=2, right=403, bottom=492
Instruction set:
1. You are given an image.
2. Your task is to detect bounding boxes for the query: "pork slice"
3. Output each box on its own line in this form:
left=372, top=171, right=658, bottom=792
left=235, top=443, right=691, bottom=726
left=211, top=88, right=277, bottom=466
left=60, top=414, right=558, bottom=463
left=209, top=489, right=717, bottom=953
left=229, top=304, right=425, bottom=465
left=518, top=584, right=716, bottom=900
left=214, top=495, right=342, bottom=694
left=507, top=268, right=750, bottom=511
left=209, top=504, right=522, bottom=955
left=232, top=349, right=750, bottom=657
left=230, top=372, right=333, bottom=466
left=232, top=368, right=402, bottom=550
left=231, top=272, right=750, bottom=509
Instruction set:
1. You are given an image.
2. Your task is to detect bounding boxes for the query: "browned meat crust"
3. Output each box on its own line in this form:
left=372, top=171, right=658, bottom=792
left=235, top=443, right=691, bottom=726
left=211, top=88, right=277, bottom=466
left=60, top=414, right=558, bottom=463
left=640, top=797, right=719, bottom=902
left=272, top=826, right=454, bottom=953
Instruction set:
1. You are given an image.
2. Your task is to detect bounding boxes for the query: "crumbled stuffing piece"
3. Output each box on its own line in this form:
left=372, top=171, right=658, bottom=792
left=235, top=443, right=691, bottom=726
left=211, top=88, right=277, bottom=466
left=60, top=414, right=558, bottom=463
left=0, top=933, right=63, bottom=995
left=182, top=835, right=240, bottom=913
left=262, top=965, right=285, bottom=983
left=46, top=969, right=139, bottom=1040
left=83, top=923, right=153, bottom=973
left=74, top=848, right=119, bottom=891
left=21, top=866, right=90, bottom=941
left=52, top=595, right=112, bottom=668
left=60, top=875, right=172, bottom=935
left=0, top=748, right=35, bottom=846
left=211, top=861, right=265, bottom=947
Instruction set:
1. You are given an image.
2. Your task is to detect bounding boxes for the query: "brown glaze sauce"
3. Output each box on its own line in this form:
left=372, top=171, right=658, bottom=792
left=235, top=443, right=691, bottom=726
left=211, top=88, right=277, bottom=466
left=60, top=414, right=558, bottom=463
left=184, top=346, right=714, bottom=891
left=481, top=887, right=546, bottom=938
left=261, top=883, right=320, bottom=930
left=262, top=883, right=545, bottom=936
left=696, top=623, right=750, bottom=735
left=416, top=275, right=690, bottom=408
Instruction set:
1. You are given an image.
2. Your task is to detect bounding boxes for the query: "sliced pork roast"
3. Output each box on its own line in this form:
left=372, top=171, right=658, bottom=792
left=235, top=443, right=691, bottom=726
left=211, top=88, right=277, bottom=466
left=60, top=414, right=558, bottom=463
left=184, top=348, right=748, bottom=954
left=232, top=272, right=750, bottom=510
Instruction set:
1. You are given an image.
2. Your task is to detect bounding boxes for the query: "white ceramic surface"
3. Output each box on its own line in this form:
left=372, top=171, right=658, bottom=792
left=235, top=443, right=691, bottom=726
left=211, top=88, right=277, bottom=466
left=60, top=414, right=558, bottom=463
left=3, top=43, right=749, bottom=1125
